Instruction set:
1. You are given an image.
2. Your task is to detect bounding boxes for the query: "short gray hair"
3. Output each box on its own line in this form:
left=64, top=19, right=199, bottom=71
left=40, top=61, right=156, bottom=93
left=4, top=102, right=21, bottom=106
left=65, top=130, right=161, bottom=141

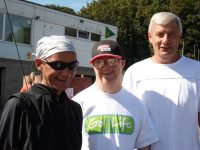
left=148, top=12, right=182, bottom=35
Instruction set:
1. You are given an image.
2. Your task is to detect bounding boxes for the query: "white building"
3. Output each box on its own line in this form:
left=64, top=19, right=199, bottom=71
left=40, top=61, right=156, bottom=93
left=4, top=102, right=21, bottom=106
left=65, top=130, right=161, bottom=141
left=0, top=0, right=118, bottom=103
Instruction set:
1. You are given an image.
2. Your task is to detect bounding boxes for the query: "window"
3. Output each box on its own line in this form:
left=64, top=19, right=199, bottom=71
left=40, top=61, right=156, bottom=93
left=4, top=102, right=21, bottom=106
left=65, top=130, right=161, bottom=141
left=0, top=68, right=2, bottom=102
left=65, top=27, right=101, bottom=41
left=5, top=14, right=31, bottom=45
left=0, top=14, right=3, bottom=40
left=65, top=27, right=77, bottom=37
left=78, top=30, right=89, bottom=39
left=91, top=33, right=101, bottom=42
left=0, top=67, right=4, bottom=116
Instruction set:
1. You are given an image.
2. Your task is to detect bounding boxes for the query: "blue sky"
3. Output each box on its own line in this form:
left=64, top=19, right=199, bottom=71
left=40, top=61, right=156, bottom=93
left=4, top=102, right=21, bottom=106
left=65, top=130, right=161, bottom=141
left=27, top=0, right=93, bottom=12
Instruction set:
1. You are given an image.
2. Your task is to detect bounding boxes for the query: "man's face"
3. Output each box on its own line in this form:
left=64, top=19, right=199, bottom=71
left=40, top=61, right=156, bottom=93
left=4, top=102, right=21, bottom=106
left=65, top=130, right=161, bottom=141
left=148, top=22, right=182, bottom=63
left=36, top=51, right=78, bottom=95
left=92, top=57, right=125, bottom=85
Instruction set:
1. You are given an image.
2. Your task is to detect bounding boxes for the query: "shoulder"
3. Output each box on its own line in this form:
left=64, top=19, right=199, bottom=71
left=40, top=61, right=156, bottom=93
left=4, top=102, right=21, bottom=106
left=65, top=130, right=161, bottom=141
left=68, top=98, right=82, bottom=109
left=180, top=56, right=200, bottom=75
left=121, top=88, right=146, bottom=107
left=183, top=56, right=200, bottom=66
left=123, top=58, right=151, bottom=82
left=72, top=84, right=94, bottom=102
left=1, top=96, right=24, bottom=119
left=125, top=58, right=150, bottom=73
left=5, top=95, right=22, bottom=109
left=67, top=99, right=83, bottom=120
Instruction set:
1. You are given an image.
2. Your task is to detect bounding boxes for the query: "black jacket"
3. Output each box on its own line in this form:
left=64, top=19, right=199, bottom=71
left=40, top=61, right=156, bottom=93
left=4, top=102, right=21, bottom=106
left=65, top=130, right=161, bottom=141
left=0, top=84, right=83, bottom=150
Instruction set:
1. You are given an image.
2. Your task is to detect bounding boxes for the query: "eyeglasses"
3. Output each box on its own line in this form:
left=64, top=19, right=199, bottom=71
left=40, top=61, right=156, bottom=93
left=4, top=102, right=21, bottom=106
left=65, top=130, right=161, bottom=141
left=93, top=58, right=120, bottom=69
left=42, top=59, right=79, bottom=70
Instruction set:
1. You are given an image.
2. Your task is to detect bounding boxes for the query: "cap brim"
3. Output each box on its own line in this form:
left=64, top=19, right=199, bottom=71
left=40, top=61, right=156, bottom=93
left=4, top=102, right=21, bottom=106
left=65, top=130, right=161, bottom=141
left=89, top=54, right=122, bottom=64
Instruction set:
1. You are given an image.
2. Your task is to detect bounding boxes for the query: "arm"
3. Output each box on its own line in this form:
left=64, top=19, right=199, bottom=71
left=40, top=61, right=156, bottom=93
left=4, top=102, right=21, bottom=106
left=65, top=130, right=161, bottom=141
left=138, top=145, right=151, bottom=150
left=135, top=103, right=158, bottom=150
left=0, top=98, right=25, bottom=150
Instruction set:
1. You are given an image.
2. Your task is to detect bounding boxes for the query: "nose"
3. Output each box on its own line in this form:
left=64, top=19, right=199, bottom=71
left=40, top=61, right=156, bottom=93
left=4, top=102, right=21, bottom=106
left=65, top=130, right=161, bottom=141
left=60, top=67, right=76, bottom=75
left=101, top=62, right=112, bottom=69
left=60, top=69, right=76, bottom=81
left=162, top=34, right=169, bottom=44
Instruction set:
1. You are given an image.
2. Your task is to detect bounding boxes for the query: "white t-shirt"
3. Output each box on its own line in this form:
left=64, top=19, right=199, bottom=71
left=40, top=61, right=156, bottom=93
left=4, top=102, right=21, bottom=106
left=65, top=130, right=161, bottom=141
left=72, top=84, right=158, bottom=150
left=123, top=56, right=200, bottom=150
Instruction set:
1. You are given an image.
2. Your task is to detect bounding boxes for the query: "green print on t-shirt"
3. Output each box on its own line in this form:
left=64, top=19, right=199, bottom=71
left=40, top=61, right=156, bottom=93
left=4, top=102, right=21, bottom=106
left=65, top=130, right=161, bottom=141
left=85, top=115, right=135, bottom=135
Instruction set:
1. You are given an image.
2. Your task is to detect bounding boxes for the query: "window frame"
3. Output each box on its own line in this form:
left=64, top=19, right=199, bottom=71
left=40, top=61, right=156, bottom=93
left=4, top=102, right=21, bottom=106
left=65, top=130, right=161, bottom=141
left=5, top=14, right=32, bottom=45
left=65, top=26, right=77, bottom=38
left=78, top=30, right=89, bottom=39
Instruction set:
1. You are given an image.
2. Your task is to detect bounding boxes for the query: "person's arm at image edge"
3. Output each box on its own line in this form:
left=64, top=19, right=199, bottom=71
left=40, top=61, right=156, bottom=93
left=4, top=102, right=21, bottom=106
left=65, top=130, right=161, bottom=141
left=0, top=98, right=24, bottom=149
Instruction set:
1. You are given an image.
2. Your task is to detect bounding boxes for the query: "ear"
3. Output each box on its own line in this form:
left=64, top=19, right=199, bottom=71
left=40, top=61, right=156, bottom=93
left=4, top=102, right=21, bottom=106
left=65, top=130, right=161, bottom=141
left=34, top=58, right=43, bottom=71
left=121, top=59, right=126, bottom=69
left=91, top=63, right=95, bottom=68
left=179, top=32, right=183, bottom=41
left=148, top=32, right=152, bottom=44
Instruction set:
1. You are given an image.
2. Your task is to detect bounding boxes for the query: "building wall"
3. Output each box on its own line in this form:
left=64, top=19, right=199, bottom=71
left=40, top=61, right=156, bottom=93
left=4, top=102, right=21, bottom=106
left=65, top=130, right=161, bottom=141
left=0, top=58, right=32, bottom=103
left=0, top=0, right=118, bottom=68
left=0, top=0, right=117, bottom=107
left=69, top=76, right=93, bottom=97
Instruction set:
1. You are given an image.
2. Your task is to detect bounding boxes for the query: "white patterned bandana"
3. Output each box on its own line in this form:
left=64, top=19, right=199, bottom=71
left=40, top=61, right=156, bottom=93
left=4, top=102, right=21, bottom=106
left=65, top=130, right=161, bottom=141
left=35, top=35, right=76, bottom=59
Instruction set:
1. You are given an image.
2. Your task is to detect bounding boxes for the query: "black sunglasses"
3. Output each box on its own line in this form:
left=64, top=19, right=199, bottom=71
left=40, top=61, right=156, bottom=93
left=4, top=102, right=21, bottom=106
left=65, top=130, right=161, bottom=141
left=42, top=59, right=79, bottom=70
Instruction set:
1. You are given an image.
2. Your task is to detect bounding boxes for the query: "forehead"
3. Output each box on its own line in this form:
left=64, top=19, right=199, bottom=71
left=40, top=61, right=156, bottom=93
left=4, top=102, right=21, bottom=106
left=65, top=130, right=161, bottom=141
left=47, top=51, right=77, bottom=62
left=94, top=56, right=115, bottom=61
left=151, top=22, right=180, bottom=33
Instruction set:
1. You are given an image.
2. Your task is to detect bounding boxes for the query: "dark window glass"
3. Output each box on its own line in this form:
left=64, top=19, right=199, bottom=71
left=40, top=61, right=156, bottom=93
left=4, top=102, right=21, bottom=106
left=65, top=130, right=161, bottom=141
left=0, top=14, right=3, bottom=40
left=5, top=14, right=31, bottom=45
left=91, top=33, right=101, bottom=41
left=78, top=30, right=89, bottom=39
left=65, top=27, right=77, bottom=37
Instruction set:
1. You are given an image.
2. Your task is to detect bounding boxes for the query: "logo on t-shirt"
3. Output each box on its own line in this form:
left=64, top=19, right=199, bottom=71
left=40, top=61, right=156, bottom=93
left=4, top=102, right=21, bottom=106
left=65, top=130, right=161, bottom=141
left=85, top=114, right=134, bottom=135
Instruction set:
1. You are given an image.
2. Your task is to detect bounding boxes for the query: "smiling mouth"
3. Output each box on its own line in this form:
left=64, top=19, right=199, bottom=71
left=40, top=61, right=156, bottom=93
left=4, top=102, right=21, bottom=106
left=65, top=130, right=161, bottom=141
left=102, top=72, right=113, bottom=75
left=57, top=78, right=67, bottom=82
left=161, top=47, right=171, bottom=51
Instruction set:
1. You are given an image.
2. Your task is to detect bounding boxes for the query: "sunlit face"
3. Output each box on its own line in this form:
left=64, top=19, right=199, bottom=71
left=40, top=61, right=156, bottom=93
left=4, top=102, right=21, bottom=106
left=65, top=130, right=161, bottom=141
left=92, top=57, right=125, bottom=85
left=148, top=22, right=182, bottom=64
left=35, top=51, right=77, bottom=95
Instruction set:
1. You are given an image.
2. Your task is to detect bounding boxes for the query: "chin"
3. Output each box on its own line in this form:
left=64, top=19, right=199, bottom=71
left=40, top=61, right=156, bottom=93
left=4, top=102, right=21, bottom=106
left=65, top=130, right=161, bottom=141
left=54, top=85, right=67, bottom=92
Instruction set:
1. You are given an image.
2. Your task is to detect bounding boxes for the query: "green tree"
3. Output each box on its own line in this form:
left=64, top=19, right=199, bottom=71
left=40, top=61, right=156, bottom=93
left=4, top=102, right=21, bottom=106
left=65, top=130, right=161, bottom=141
left=45, top=4, right=76, bottom=15
left=80, top=0, right=144, bottom=68
left=79, top=0, right=200, bottom=66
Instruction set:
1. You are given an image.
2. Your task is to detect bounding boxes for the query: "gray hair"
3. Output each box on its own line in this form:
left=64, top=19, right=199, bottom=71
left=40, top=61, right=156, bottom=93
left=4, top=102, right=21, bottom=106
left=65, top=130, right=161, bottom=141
left=148, top=12, right=182, bottom=35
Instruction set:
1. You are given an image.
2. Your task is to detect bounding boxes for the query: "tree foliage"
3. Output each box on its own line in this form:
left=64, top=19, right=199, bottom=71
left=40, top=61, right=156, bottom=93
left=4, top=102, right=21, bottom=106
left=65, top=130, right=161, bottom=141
left=78, top=0, right=200, bottom=68
left=43, top=0, right=200, bottom=67
left=45, top=4, right=76, bottom=15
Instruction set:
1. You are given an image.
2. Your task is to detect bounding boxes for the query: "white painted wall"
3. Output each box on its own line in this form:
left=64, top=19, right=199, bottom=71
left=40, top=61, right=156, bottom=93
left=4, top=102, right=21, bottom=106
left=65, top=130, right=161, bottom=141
left=0, top=0, right=118, bottom=68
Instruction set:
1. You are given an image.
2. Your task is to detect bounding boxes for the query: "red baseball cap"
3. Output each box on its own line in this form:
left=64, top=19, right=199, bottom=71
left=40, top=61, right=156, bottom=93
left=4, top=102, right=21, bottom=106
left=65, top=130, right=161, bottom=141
left=90, top=40, right=125, bottom=63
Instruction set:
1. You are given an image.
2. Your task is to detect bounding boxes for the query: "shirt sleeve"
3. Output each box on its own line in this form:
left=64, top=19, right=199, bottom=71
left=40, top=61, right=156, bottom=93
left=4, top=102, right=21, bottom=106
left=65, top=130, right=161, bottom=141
left=0, top=98, right=26, bottom=150
left=122, top=68, right=134, bottom=93
left=135, top=102, right=159, bottom=149
left=198, top=75, right=200, bottom=112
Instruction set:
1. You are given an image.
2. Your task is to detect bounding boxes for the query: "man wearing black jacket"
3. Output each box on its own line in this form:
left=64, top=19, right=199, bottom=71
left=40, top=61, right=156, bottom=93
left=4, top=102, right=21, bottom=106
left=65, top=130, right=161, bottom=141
left=0, top=35, right=83, bottom=150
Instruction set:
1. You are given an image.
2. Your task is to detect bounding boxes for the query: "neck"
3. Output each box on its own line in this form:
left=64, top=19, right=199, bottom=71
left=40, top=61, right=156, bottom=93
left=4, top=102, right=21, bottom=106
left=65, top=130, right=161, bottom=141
left=151, top=54, right=181, bottom=64
left=95, top=80, right=122, bottom=94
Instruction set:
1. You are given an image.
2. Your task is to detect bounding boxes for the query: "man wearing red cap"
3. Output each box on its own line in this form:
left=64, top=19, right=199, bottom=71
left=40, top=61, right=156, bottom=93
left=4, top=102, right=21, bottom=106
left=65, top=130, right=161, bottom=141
left=73, top=40, right=158, bottom=150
